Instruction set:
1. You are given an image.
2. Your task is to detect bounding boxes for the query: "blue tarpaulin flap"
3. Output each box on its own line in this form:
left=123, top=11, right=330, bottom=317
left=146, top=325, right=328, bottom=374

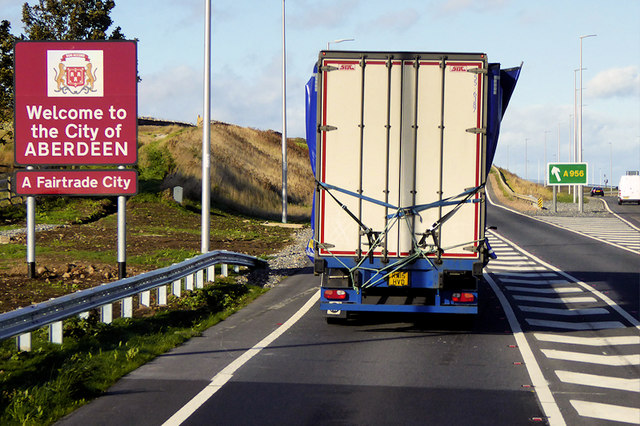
left=486, top=63, right=522, bottom=176
left=305, top=67, right=317, bottom=177
left=304, top=67, right=317, bottom=260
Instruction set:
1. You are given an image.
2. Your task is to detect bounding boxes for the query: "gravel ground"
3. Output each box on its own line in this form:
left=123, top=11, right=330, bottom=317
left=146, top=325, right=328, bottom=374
left=0, top=224, right=67, bottom=238
left=240, top=227, right=313, bottom=288
left=531, top=197, right=610, bottom=217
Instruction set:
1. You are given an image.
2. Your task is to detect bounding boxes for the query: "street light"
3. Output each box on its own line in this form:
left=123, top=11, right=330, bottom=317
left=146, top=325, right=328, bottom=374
left=578, top=34, right=596, bottom=212
left=281, top=0, right=287, bottom=223
left=327, top=38, right=355, bottom=50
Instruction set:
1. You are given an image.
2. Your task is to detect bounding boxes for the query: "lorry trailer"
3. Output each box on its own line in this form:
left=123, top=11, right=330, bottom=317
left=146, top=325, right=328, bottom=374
left=305, top=51, right=521, bottom=319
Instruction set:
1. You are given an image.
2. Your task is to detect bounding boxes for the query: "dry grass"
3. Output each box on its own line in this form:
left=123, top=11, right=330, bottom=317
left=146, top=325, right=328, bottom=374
left=139, top=123, right=315, bottom=220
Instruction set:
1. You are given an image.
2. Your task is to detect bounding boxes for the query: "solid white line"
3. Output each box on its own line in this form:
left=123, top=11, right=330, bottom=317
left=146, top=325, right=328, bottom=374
left=541, top=349, right=640, bottom=366
left=556, top=370, right=640, bottom=392
left=526, top=318, right=625, bottom=330
left=534, top=333, right=640, bottom=346
left=162, top=290, right=321, bottom=426
left=519, top=306, right=609, bottom=316
left=570, top=400, right=640, bottom=423
left=488, top=230, right=640, bottom=330
left=513, top=295, right=597, bottom=304
left=484, top=273, right=566, bottom=426
left=506, top=286, right=582, bottom=294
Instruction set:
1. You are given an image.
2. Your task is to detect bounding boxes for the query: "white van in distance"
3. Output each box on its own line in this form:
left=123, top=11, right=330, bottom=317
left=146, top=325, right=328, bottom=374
left=618, top=174, right=640, bottom=204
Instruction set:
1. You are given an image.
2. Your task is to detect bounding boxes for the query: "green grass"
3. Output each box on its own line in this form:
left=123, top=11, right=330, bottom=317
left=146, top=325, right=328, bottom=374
left=128, top=248, right=200, bottom=268
left=0, top=281, right=268, bottom=425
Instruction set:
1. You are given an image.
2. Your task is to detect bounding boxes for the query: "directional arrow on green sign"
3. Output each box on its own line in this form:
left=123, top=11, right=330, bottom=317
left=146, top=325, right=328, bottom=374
left=547, top=163, right=588, bottom=185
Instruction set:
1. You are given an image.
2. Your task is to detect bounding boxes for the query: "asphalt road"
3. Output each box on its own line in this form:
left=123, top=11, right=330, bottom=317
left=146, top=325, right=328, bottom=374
left=602, top=195, right=640, bottom=228
left=59, top=200, right=639, bottom=426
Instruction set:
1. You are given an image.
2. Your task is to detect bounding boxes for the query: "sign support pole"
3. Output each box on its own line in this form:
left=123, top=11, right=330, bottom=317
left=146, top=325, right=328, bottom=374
left=26, top=167, right=36, bottom=278
left=201, top=0, right=212, bottom=253
left=117, top=165, right=127, bottom=279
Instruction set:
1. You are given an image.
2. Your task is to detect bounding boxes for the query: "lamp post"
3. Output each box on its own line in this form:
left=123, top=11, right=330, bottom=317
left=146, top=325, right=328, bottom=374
left=609, top=141, right=612, bottom=194
left=201, top=0, right=212, bottom=253
left=579, top=34, right=596, bottom=212
left=327, top=38, right=355, bottom=50
left=281, top=0, right=287, bottom=223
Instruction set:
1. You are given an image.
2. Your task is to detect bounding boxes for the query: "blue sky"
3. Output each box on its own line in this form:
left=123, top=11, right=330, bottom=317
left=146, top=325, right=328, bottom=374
left=2, top=0, right=639, bottom=185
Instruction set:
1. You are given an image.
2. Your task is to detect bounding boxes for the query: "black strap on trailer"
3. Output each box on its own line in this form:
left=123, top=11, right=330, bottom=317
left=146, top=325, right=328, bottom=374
left=317, top=179, right=484, bottom=272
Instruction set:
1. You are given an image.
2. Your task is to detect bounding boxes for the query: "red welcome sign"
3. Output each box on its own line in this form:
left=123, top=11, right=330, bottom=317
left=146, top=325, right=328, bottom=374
left=14, top=169, right=138, bottom=196
left=14, top=41, right=137, bottom=165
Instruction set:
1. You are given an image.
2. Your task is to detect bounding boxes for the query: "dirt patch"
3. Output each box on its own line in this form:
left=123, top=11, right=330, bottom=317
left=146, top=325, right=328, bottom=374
left=487, top=171, right=539, bottom=212
left=0, top=199, right=296, bottom=313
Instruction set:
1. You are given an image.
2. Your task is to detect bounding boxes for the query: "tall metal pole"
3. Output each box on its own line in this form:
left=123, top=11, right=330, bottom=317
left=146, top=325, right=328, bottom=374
left=201, top=0, right=212, bottom=252
left=281, top=0, right=288, bottom=223
left=579, top=34, right=596, bottom=212
left=117, top=165, right=126, bottom=278
left=573, top=69, right=579, bottom=202
left=609, top=141, right=612, bottom=194
left=26, top=166, right=35, bottom=278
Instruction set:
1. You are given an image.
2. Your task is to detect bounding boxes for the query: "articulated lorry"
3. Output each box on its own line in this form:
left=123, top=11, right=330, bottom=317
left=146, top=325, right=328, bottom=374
left=305, top=51, right=521, bottom=320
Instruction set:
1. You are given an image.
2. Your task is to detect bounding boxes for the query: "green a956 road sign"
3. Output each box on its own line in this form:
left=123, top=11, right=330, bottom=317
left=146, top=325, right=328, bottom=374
left=547, top=162, right=588, bottom=185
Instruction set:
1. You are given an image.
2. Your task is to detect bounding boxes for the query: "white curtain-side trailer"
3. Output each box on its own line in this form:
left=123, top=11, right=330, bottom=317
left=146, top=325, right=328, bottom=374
left=305, top=51, right=521, bottom=320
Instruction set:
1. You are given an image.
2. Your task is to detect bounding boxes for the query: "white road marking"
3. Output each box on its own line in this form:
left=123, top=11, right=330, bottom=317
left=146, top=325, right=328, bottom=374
left=505, top=286, right=582, bottom=294
left=570, top=400, right=640, bottom=424
left=512, top=295, right=597, bottom=304
left=162, top=290, right=321, bottom=425
left=501, top=278, right=569, bottom=285
left=534, top=333, right=640, bottom=346
left=556, top=370, right=640, bottom=392
left=541, top=349, right=640, bottom=366
left=519, top=306, right=609, bottom=316
left=484, top=272, right=566, bottom=426
left=526, top=318, right=625, bottom=330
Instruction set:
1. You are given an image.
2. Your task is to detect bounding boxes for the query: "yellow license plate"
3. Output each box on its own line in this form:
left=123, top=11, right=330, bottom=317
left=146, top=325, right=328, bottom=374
left=388, top=271, right=409, bottom=287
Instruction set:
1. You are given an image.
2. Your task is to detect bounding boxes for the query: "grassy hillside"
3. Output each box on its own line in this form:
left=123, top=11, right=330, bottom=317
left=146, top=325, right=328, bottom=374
left=137, top=122, right=314, bottom=220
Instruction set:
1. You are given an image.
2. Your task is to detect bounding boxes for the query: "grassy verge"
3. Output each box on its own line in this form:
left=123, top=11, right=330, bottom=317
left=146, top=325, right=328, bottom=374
left=0, top=280, right=267, bottom=425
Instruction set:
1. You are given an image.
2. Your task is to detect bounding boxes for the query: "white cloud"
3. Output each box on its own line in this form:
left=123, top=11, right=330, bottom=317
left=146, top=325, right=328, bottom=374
left=359, top=8, right=420, bottom=34
left=138, top=65, right=202, bottom=123
left=588, top=66, right=640, bottom=99
left=434, top=0, right=509, bottom=16
left=289, top=0, right=360, bottom=30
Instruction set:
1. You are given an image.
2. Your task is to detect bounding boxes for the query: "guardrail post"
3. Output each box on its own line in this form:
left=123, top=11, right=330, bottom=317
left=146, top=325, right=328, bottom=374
left=101, top=304, right=113, bottom=324
left=157, top=285, right=167, bottom=306
left=196, top=270, right=204, bottom=289
left=122, top=297, right=133, bottom=318
left=17, top=333, right=31, bottom=351
left=207, top=265, right=215, bottom=282
left=49, top=321, right=63, bottom=344
left=172, top=279, right=182, bottom=297
left=185, top=274, right=194, bottom=291
left=140, top=290, right=150, bottom=307
left=221, top=264, right=228, bottom=277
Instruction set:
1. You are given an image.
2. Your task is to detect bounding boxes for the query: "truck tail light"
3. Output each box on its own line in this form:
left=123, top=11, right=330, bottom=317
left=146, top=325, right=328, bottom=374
left=452, top=292, right=475, bottom=303
left=324, top=289, right=347, bottom=300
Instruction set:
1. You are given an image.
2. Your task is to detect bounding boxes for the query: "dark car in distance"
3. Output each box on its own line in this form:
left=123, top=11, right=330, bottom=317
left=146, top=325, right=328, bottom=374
left=590, top=187, right=604, bottom=196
